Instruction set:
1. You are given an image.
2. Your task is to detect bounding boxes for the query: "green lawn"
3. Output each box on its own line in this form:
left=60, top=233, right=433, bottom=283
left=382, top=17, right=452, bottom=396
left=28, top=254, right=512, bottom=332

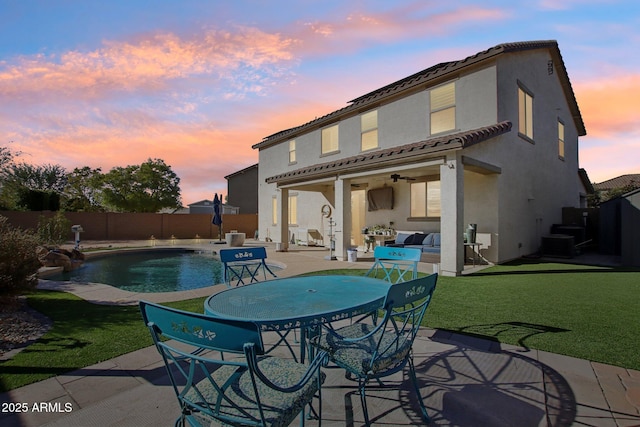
left=1, top=260, right=638, bottom=392
left=426, top=261, right=640, bottom=369
left=0, top=295, right=204, bottom=393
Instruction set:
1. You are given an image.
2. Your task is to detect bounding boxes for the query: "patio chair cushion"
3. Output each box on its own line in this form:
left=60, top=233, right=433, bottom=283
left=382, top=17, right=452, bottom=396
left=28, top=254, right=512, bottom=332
left=403, top=233, right=428, bottom=245
left=184, top=356, right=325, bottom=427
left=387, top=232, right=441, bottom=254
left=421, top=233, right=434, bottom=246
left=393, top=232, right=413, bottom=245
left=313, top=323, right=411, bottom=375
left=309, top=275, right=438, bottom=425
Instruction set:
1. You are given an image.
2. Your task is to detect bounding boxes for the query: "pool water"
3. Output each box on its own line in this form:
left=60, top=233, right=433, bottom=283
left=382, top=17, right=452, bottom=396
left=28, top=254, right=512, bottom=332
left=48, top=250, right=223, bottom=293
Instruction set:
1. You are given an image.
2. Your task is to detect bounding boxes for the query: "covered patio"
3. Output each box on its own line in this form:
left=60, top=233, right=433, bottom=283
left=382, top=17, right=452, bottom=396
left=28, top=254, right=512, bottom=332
left=267, top=123, right=510, bottom=276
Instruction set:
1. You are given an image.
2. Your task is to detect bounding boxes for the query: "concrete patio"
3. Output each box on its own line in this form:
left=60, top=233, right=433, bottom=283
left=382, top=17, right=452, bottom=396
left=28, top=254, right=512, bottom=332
left=1, top=241, right=639, bottom=426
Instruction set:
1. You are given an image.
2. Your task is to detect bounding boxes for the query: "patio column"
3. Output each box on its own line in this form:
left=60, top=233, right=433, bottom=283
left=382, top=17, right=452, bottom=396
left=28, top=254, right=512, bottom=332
left=277, top=188, right=289, bottom=252
left=440, top=154, right=464, bottom=276
left=334, top=177, right=352, bottom=261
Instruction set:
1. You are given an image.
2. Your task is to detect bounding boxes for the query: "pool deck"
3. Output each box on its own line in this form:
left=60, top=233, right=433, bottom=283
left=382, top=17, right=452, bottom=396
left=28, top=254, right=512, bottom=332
left=2, top=239, right=639, bottom=426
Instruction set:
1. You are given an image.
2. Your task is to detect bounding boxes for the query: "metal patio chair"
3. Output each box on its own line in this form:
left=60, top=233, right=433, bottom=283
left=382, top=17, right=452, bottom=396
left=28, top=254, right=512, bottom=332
left=140, top=301, right=326, bottom=427
left=365, top=246, right=421, bottom=284
left=220, top=247, right=277, bottom=287
left=311, top=274, right=438, bottom=425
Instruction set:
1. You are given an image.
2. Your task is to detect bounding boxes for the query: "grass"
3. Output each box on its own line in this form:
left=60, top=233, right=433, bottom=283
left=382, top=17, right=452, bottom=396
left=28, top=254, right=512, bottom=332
left=427, top=261, right=640, bottom=369
left=0, top=293, right=206, bottom=393
left=304, top=261, right=640, bottom=369
left=1, top=260, right=639, bottom=392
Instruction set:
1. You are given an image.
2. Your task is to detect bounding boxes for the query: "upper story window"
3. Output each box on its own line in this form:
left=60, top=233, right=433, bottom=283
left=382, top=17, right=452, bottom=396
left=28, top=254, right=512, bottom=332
left=518, top=84, right=534, bottom=141
left=288, top=140, right=296, bottom=163
left=410, top=178, right=441, bottom=219
left=361, top=110, right=378, bottom=151
left=321, top=124, right=339, bottom=154
left=558, top=120, right=565, bottom=160
left=430, top=82, right=456, bottom=135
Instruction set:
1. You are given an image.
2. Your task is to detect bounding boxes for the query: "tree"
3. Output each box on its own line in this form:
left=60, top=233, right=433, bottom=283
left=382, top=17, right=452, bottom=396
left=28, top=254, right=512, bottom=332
left=100, top=158, right=181, bottom=212
left=0, top=146, right=20, bottom=209
left=63, top=166, right=105, bottom=212
left=0, top=146, right=19, bottom=169
left=17, top=188, right=61, bottom=211
left=4, top=163, right=67, bottom=192
left=1, top=163, right=67, bottom=211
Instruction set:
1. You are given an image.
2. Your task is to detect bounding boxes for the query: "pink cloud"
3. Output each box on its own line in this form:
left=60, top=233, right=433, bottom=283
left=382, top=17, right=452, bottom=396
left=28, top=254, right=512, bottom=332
left=579, top=134, right=639, bottom=183
left=0, top=27, right=297, bottom=104
left=0, top=4, right=514, bottom=205
left=574, top=71, right=640, bottom=182
left=9, top=97, right=332, bottom=205
left=574, top=73, right=640, bottom=138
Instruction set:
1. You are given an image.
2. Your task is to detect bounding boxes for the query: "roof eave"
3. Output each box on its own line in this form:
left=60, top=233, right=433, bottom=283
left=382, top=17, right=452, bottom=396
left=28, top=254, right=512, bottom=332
left=265, top=121, right=512, bottom=185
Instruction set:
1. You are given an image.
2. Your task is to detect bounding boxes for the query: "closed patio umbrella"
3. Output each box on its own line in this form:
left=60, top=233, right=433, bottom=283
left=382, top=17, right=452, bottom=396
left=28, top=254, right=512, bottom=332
left=212, top=193, right=224, bottom=242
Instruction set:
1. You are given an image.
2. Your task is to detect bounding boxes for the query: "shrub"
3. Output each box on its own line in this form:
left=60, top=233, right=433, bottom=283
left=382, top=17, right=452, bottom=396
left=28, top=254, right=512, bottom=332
left=0, top=215, right=41, bottom=297
left=37, top=211, right=71, bottom=245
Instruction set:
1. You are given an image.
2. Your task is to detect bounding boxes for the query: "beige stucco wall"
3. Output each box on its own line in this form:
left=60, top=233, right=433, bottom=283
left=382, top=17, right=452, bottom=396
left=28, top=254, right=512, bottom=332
left=257, top=66, right=500, bottom=251
left=494, top=50, right=581, bottom=260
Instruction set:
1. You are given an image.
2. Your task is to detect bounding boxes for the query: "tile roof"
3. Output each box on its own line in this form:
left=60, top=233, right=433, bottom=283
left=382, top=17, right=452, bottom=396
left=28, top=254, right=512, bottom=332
left=265, top=121, right=512, bottom=185
left=253, top=40, right=584, bottom=150
left=578, top=168, right=595, bottom=194
left=593, top=174, right=640, bottom=191
left=224, top=163, right=258, bottom=180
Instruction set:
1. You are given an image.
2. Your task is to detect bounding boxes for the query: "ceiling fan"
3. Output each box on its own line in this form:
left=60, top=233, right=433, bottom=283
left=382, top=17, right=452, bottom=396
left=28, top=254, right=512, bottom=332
left=390, top=173, right=416, bottom=183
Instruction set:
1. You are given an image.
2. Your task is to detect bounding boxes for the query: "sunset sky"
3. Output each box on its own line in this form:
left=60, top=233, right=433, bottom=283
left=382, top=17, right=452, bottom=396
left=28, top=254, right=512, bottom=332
left=1, top=0, right=638, bottom=205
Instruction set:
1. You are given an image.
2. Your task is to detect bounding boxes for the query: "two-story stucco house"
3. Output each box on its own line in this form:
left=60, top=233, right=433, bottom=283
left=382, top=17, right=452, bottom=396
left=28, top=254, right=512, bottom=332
left=252, top=40, right=586, bottom=276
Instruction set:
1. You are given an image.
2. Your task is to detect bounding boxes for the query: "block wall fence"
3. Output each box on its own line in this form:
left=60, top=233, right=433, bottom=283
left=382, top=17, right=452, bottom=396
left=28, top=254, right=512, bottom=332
left=1, top=211, right=258, bottom=241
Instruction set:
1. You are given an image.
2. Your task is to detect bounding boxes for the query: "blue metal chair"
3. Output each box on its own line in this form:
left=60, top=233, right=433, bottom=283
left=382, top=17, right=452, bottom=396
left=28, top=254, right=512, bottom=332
left=365, top=246, right=421, bottom=284
left=311, top=274, right=438, bottom=426
left=140, top=301, right=326, bottom=427
left=220, top=247, right=277, bottom=287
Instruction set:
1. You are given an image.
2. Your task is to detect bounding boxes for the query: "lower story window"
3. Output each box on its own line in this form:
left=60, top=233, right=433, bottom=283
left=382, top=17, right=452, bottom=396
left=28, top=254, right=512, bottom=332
left=410, top=179, right=441, bottom=218
left=272, top=197, right=277, bottom=225
left=289, top=194, right=298, bottom=225
left=272, top=195, right=298, bottom=225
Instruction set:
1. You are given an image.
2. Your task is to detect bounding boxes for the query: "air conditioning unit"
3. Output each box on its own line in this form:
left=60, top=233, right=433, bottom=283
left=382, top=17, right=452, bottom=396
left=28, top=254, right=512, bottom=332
left=541, top=235, right=575, bottom=258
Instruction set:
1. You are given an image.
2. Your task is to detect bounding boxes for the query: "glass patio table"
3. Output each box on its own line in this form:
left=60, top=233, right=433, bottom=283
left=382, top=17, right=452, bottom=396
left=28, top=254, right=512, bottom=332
left=204, top=275, right=391, bottom=360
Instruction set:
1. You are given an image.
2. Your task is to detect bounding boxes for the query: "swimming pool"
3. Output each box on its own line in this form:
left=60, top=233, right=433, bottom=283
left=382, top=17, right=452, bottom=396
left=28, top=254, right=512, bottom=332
left=47, top=249, right=224, bottom=293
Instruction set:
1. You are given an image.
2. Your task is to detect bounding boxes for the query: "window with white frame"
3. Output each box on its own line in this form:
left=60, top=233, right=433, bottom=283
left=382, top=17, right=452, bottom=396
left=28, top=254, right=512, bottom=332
left=410, top=178, right=441, bottom=218
left=361, top=110, right=378, bottom=151
left=321, top=124, right=339, bottom=154
left=558, top=120, right=565, bottom=159
left=518, top=85, right=534, bottom=140
left=430, top=82, right=456, bottom=134
left=289, top=140, right=296, bottom=163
